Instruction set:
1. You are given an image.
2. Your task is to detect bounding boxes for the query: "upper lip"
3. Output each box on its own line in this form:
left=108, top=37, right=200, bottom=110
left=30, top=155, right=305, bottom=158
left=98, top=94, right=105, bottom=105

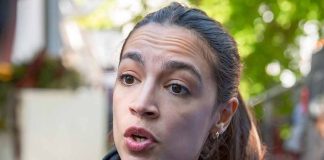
left=124, top=126, right=158, bottom=142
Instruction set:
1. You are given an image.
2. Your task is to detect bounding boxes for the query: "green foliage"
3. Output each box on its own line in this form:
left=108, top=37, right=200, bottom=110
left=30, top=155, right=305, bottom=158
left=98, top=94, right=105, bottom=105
left=77, top=0, right=324, bottom=98
left=36, top=58, right=81, bottom=89
left=191, top=0, right=324, bottom=100
left=189, top=0, right=324, bottom=146
left=75, top=0, right=323, bottom=109
left=279, top=122, right=292, bottom=140
left=0, top=56, right=82, bottom=129
left=75, top=0, right=115, bottom=30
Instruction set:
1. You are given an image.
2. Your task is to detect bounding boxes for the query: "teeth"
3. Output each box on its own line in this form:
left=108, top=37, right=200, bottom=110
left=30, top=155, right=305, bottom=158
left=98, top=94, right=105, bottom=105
left=132, top=135, right=147, bottom=142
left=134, top=137, right=146, bottom=142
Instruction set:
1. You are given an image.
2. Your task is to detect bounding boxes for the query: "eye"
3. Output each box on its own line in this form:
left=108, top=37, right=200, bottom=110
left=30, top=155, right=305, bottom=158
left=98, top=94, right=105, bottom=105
left=120, top=74, right=137, bottom=86
left=167, top=83, right=190, bottom=96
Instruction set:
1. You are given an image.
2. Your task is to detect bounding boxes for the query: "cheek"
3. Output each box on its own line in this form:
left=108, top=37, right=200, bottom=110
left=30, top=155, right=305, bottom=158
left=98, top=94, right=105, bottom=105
left=167, top=104, right=213, bottom=136
left=112, top=87, right=122, bottom=135
left=112, top=83, right=136, bottom=114
left=161, top=100, right=214, bottom=158
left=112, top=87, right=122, bottom=123
left=112, top=86, right=131, bottom=136
left=112, top=86, right=135, bottom=153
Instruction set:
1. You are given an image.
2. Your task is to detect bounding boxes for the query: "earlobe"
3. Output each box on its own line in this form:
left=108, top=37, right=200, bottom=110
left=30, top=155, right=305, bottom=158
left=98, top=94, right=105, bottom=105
left=216, top=122, right=225, bottom=133
left=215, top=97, right=239, bottom=133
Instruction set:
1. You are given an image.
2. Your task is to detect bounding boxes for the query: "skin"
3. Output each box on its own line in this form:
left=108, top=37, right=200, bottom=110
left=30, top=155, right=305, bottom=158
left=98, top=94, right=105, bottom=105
left=113, top=23, right=238, bottom=160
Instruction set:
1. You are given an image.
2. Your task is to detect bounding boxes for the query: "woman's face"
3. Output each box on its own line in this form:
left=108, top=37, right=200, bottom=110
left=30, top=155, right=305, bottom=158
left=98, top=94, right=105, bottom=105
left=113, top=24, right=220, bottom=160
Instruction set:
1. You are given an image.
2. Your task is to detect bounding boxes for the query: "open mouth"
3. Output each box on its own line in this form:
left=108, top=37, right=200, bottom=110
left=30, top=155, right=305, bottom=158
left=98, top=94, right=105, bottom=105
left=124, top=127, right=157, bottom=152
left=132, top=134, right=148, bottom=142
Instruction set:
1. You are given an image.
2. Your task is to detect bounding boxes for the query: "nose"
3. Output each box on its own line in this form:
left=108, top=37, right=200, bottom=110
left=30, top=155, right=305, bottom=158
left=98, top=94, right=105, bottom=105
left=129, top=83, right=160, bottom=119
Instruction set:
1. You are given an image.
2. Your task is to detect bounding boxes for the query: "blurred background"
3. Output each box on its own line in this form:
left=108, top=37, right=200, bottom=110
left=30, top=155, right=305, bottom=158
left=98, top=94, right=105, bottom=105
left=1, top=0, right=324, bottom=159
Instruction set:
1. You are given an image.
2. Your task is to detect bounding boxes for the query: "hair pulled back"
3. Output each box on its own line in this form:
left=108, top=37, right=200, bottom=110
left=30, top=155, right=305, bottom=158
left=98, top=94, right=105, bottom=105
left=120, top=2, right=265, bottom=160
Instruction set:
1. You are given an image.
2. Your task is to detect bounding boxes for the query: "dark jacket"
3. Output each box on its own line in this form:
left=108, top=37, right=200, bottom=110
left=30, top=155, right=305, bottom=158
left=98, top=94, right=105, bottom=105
left=102, top=148, right=120, bottom=160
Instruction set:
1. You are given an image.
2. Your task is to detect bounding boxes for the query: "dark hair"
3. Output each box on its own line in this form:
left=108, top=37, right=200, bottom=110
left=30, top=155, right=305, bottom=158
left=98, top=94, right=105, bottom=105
left=120, top=2, right=265, bottom=160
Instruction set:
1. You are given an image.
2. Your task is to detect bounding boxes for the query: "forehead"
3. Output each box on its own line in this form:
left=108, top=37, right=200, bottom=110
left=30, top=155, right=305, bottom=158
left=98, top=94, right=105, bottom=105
left=123, top=23, right=216, bottom=64
left=126, top=24, right=199, bottom=49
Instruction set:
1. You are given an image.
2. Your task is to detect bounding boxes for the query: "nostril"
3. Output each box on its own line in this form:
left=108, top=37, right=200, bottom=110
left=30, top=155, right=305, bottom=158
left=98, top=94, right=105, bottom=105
left=129, top=108, right=137, bottom=115
left=146, top=112, right=155, bottom=116
left=129, top=103, right=159, bottom=118
left=145, top=111, right=160, bottom=119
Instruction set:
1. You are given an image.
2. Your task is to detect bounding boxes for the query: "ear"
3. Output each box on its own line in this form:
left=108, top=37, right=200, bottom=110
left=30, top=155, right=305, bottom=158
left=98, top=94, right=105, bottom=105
left=214, top=97, right=239, bottom=133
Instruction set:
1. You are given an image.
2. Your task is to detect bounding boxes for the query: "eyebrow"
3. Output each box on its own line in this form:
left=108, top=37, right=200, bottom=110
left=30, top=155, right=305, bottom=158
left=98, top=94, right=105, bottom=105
left=120, top=51, right=144, bottom=65
left=120, top=51, right=202, bottom=84
left=164, top=60, right=202, bottom=84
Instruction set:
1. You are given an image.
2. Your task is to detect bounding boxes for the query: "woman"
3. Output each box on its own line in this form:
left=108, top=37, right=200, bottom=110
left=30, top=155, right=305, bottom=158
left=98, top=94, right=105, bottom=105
left=104, top=2, right=265, bottom=160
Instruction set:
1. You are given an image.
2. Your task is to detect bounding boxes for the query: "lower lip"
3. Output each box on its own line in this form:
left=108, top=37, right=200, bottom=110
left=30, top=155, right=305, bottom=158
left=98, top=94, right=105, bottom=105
left=125, top=137, right=155, bottom=152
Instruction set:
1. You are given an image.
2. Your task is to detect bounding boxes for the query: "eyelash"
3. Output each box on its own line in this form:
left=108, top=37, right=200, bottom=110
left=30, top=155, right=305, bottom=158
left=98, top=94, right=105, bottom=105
left=166, top=83, right=191, bottom=97
left=118, top=73, right=139, bottom=86
left=118, top=73, right=191, bottom=97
